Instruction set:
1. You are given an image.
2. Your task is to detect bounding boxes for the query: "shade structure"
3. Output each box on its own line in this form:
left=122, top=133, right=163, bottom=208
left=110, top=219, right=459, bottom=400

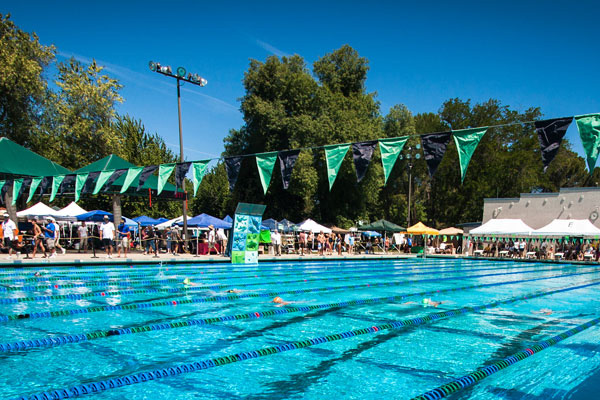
left=53, top=202, right=88, bottom=221
left=407, top=222, right=439, bottom=235
left=262, top=218, right=278, bottom=231
left=156, top=216, right=184, bottom=230
left=75, top=210, right=137, bottom=230
left=223, top=215, right=233, bottom=223
left=76, top=210, right=112, bottom=222
left=470, top=219, right=533, bottom=236
left=295, top=219, right=332, bottom=233
left=156, top=217, right=169, bottom=223
left=16, top=202, right=56, bottom=217
left=180, top=213, right=232, bottom=229
left=75, top=154, right=178, bottom=194
left=330, top=225, right=352, bottom=234
left=532, top=219, right=600, bottom=237
left=278, top=218, right=297, bottom=232
left=362, top=230, right=382, bottom=237
left=438, top=227, right=464, bottom=235
left=360, top=219, right=405, bottom=232
left=133, top=215, right=161, bottom=227
left=0, top=137, right=70, bottom=177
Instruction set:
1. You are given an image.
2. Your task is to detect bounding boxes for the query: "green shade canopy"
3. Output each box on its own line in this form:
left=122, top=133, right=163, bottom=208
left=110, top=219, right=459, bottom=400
left=0, top=137, right=71, bottom=177
left=360, top=219, right=405, bottom=232
left=75, top=154, right=178, bottom=194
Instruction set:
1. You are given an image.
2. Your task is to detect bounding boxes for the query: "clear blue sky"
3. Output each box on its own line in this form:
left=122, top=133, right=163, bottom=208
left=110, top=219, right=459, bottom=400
left=4, top=1, right=599, bottom=161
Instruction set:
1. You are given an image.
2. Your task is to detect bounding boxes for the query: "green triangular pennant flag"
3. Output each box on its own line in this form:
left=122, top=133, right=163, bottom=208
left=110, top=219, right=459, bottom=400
left=379, top=136, right=408, bottom=185
left=75, top=173, right=89, bottom=202
left=157, top=163, right=176, bottom=195
left=0, top=181, right=4, bottom=197
left=324, top=143, right=350, bottom=190
left=27, top=177, right=43, bottom=203
left=575, top=114, right=600, bottom=172
left=120, top=166, right=144, bottom=193
left=255, top=152, right=277, bottom=195
left=50, top=175, right=65, bottom=202
left=453, top=127, right=488, bottom=183
left=12, top=178, right=23, bottom=206
left=192, top=160, right=209, bottom=196
left=93, top=170, right=115, bottom=195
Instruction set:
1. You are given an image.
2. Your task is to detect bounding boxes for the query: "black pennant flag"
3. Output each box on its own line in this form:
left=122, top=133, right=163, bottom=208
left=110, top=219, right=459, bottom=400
left=175, top=162, right=192, bottom=191
left=278, top=150, right=300, bottom=189
left=421, top=132, right=452, bottom=177
left=0, top=180, right=13, bottom=204
left=59, top=174, right=76, bottom=196
left=137, top=166, right=159, bottom=191
left=37, top=176, right=52, bottom=201
left=102, top=169, right=127, bottom=192
left=18, top=177, right=32, bottom=200
left=81, top=171, right=101, bottom=194
left=224, top=156, right=243, bottom=192
left=535, top=117, right=573, bottom=172
left=352, top=140, right=377, bottom=182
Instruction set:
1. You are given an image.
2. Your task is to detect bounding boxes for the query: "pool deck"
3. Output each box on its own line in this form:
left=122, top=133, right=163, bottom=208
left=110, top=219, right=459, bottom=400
left=0, top=251, right=597, bottom=268
left=0, top=251, right=420, bottom=267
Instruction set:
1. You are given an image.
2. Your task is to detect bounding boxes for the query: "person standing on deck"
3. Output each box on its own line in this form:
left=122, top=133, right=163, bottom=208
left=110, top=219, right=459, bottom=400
left=42, top=216, right=57, bottom=258
left=272, top=229, right=282, bottom=256
left=117, top=218, right=130, bottom=258
left=100, top=215, right=115, bottom=259
left=30, top=217, right=46, bottom=258
left=2, top=213, right=17, bottom=259
left=78, top=221, right=88, bottom=253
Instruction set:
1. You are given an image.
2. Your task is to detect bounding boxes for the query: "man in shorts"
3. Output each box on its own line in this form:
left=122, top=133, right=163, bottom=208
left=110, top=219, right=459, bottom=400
left=2, top=213, right=17, bottom=259
left=100, top=215, right=115, bottom=258
left=42, top=216, right=57, bottom=258
left=30, top=217, right=47, bottom=258
left=117, top=218, right=130, bottom=258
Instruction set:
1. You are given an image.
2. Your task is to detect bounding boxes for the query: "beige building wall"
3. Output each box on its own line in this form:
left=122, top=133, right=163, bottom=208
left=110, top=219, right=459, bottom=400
left=482, top=187, right=600, bottom=230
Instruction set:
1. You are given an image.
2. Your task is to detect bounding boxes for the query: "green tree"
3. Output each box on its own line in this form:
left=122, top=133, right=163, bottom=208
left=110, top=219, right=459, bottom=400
left=0, top=13, right=55, bottom=148
left=40, top=57, right=123, bottom=169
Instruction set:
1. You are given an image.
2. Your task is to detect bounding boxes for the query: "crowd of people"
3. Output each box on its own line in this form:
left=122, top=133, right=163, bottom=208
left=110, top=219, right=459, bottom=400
left=469, top=238, right=600, bottom=261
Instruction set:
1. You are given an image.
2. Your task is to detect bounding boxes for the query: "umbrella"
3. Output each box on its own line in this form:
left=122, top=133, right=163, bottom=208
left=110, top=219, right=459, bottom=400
left=362, top=231, right=382, bottom=237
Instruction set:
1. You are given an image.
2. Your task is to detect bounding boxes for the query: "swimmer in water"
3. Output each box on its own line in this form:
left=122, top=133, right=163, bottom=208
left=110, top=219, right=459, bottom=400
left=226, top=289, right=243, bottom=294
left=272, top=296, right=290, bottom=306
left=422, top=298, right=445, bottom=308
left=532, top=308, right=566, bottom=316
left=183, top=278, right=201, bottom=287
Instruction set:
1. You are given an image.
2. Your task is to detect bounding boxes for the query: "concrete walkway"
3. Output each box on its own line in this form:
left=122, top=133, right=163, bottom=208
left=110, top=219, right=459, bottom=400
left=0, top=250, right=419, bottom=267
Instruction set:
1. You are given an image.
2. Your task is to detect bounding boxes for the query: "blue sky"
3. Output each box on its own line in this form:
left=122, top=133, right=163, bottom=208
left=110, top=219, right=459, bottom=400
left=4, top=1, right=599, bottom=161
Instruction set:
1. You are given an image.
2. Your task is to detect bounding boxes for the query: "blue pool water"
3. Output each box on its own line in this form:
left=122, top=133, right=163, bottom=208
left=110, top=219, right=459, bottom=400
left=1, top=258, right=600, bottom=399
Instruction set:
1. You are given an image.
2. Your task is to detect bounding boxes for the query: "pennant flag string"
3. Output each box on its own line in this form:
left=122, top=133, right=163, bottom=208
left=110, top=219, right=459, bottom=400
left=255, top=152, right=278, bottom=195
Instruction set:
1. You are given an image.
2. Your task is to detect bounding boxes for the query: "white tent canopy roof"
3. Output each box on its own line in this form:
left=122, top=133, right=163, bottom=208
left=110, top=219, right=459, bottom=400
left=470, top=218, right=533, bottom=236
left=295, top=218, right=332, bottom=233
left=54, top=202, right=88, bottom=218
left=16, top=202, right=56, bottom=218
left=533, top=219, right=600, bottom=237
left=156, top=216, right=184, bottom=230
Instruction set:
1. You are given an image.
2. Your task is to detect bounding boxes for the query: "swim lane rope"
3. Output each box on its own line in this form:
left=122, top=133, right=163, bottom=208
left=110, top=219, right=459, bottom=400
left=0, top=261, right=559, bottom=295
left=3, top=266, right=598, bottom=322
left=410, top=317, right=600, bottom=399
left=13, top=280, right=600, bottom=400
left=2, top=272, right=598, bottom=353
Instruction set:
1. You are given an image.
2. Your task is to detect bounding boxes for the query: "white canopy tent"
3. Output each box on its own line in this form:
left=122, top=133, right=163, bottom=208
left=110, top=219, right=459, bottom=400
left=532, top=219, right=600, bottom=237
left=16, top=202, right=57, bottom=219
left=156, top=216, right=185, bottom=230
left=54, top=202, right=87, bottom=219
left=295, top=218, right=332, bottom=234
left=469, top=219, right=533, bottom=236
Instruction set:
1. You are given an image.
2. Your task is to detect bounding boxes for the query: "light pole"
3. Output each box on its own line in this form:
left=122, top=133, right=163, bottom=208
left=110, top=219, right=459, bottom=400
left=149, top=61, right=207, bottom=245
left=398, top=144, right=421, bottom=228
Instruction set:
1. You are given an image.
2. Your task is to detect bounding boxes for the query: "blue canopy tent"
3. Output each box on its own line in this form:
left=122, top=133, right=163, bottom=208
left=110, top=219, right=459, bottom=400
left=156, top=217, right=169, bottom=223
left=362, top=230, right=382, bottom=237
left=180, top=213, right=232, bottom=229
left=76, top=210, right=138, bottom=231
left=262, top=218, right=278, bottom=231
left=278, top=219, right=297, bottom=232
left=223, top=215, right=233, bottom=223
left=133, top=215, right=161, bottom=227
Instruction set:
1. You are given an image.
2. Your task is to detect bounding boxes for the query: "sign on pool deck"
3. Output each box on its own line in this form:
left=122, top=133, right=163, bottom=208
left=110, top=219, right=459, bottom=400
left=230, top=203, right=266, bottom=264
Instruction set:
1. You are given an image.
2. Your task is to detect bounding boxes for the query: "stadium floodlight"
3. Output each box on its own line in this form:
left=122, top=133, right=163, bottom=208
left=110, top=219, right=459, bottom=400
left=148, top=60, right=208, bottom=237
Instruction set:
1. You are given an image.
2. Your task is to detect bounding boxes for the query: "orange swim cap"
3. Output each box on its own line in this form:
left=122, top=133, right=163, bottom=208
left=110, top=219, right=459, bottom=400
left=273, top=296, right=283, bottom=303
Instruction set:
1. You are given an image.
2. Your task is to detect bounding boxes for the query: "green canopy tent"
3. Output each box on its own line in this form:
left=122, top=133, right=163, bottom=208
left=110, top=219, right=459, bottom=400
left=0, top=137, right=71, bottom=178
left=359, top=219, right=405, bottom=254
left=74, top=155, right=179, bottom=196
left=360, top=219, right=405, bottom=232
left=0, top=138, right=71, bottom=215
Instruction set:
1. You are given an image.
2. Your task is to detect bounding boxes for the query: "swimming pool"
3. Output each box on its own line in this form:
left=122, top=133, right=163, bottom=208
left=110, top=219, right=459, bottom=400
left=1, top=258, right=599, bottom=399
